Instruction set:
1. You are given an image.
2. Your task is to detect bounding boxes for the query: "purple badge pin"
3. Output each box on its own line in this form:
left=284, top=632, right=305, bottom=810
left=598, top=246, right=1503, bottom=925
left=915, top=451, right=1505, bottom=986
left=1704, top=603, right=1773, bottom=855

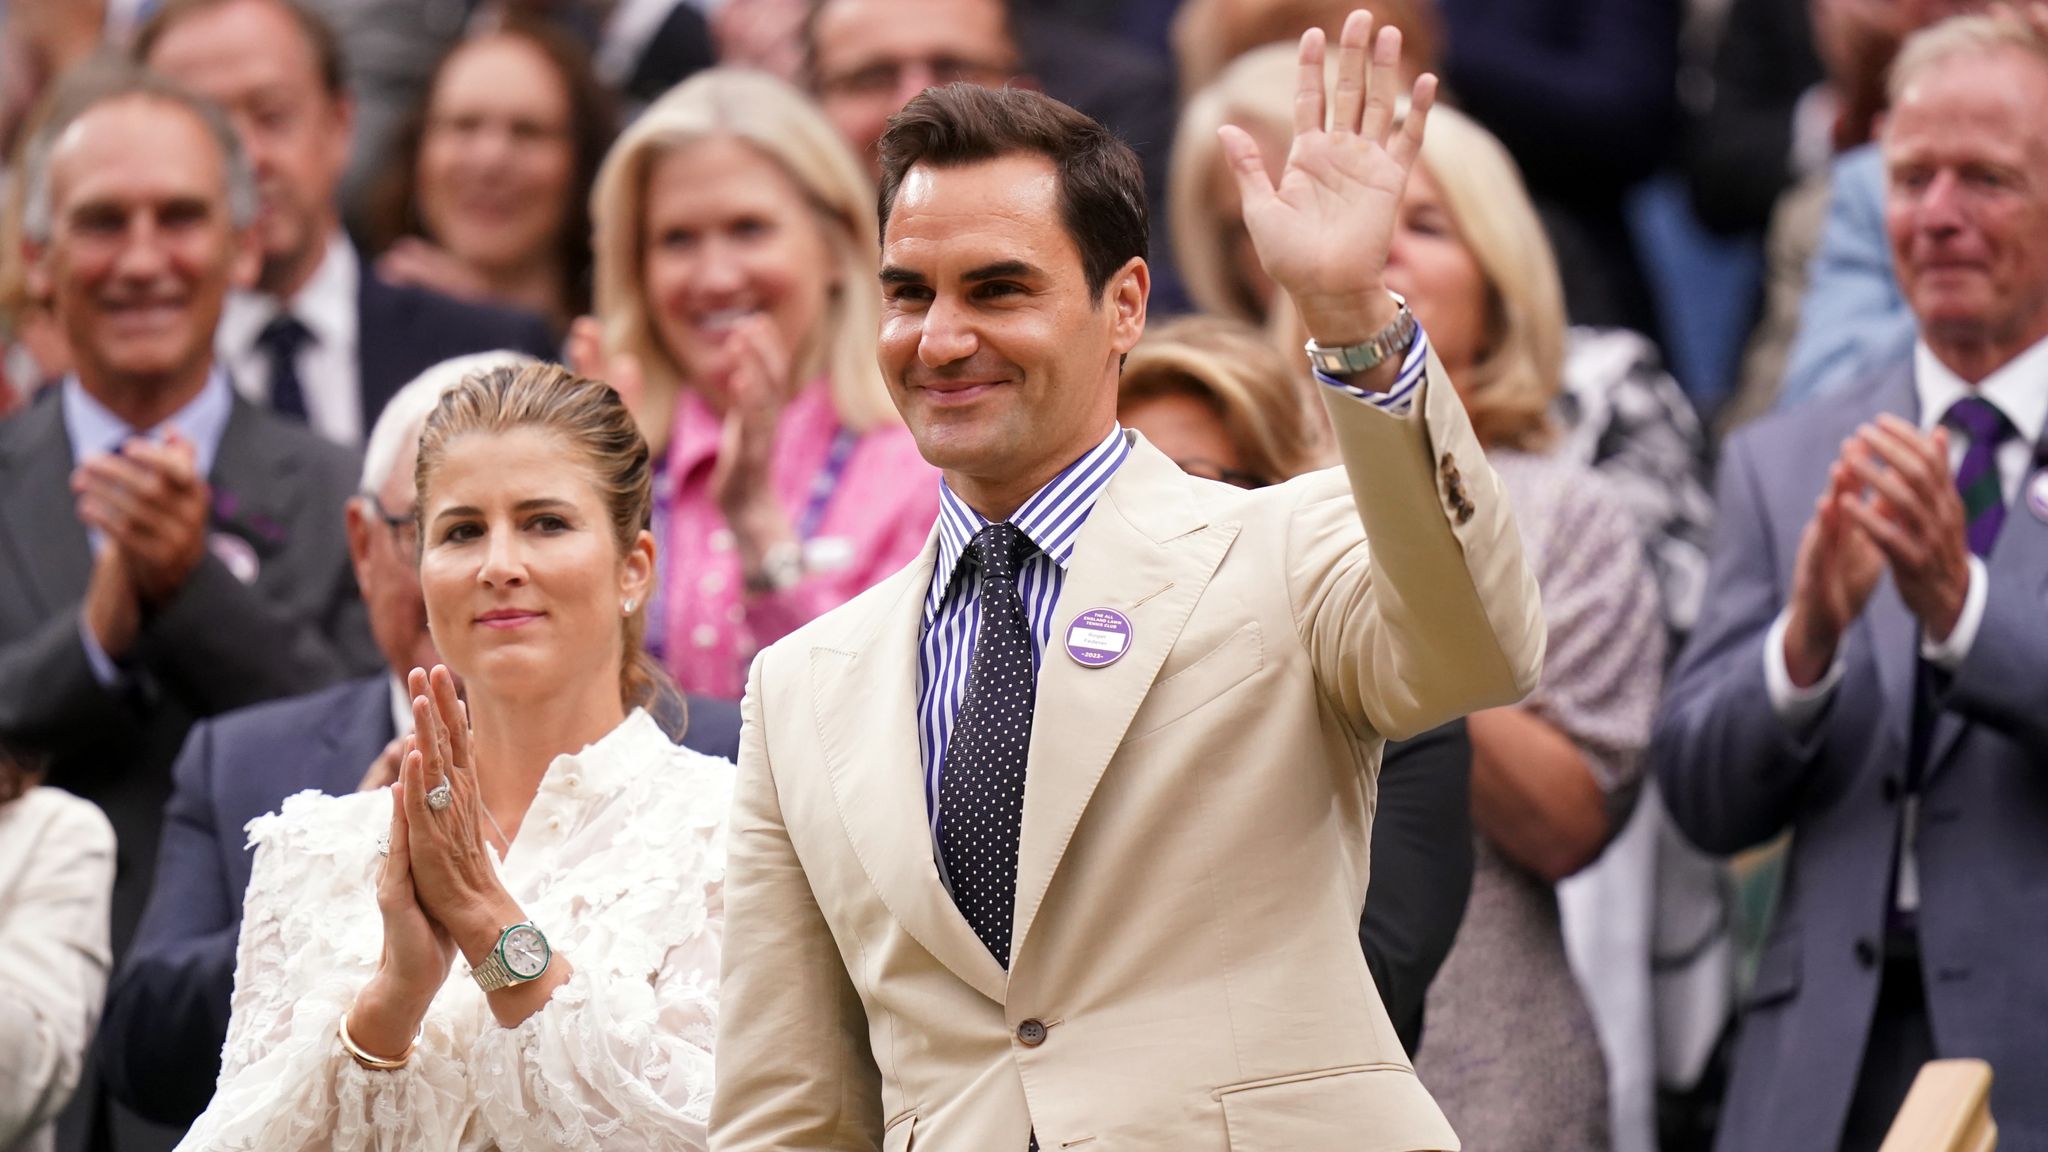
left=1065, top=607, right=1133, bottom=667
left=2028, top=470, right=2048, bottom=524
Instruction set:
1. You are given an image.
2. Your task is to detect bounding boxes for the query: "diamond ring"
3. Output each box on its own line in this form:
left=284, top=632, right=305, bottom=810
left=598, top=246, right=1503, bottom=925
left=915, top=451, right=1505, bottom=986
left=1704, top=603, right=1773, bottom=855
left=375, top=833, right=391, bottom=857
left=426, top=784, right=454, bottom=811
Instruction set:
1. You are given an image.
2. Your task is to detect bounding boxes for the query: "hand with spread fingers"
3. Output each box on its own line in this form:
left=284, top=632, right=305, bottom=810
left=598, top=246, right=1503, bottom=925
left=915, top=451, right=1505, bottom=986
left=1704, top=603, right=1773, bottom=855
left=1838, top=414, right=1973, bottom=640
left=1217, top=9, right=1436, bottom=371
left=399, top=665, right=522, bottom=953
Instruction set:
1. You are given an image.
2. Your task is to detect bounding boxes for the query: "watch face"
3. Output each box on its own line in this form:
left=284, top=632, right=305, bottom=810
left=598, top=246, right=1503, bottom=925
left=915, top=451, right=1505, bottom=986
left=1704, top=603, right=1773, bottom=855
left=501, top=924, right=550, bottom=979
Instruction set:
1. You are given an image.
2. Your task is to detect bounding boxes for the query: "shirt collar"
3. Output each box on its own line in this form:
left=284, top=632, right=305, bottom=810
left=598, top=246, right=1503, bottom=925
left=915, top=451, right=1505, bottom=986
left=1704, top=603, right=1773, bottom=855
left=219, top=231, right=359, bottom=358
left=61, top=365, right=237, bottom=478
left=1913, top=336, right=2048, bottom=444
left=928, top=424, right=1131, bottom=613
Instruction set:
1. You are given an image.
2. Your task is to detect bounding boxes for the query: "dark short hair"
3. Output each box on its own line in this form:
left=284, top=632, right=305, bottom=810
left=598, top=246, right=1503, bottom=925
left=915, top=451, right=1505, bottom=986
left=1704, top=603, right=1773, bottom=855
left=136, top=0, right=349, bottom=97
left=877, top=83, right=1147, bottom=300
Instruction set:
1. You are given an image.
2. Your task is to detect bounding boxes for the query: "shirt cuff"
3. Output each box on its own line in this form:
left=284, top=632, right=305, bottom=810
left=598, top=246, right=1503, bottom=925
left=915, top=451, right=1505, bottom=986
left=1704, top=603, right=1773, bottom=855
left=1311, top=325, right=1431, bottom=418
left=78, top=616, right=129, bottom=690
left=1764, top=609, right=1844, bottom=731
left=1919, top=554, right=1986, bottom=672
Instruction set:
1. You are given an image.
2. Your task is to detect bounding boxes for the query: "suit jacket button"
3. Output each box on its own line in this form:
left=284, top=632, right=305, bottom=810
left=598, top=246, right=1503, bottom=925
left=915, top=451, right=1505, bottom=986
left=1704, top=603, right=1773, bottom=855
left=1016, top=1019, right=1047, bottom=1047
left=1855, top=938, right=1878, bottom=968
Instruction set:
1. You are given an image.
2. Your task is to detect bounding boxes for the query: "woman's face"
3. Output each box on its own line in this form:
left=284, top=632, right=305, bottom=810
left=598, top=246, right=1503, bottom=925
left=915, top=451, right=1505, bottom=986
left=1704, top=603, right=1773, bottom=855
left=416, top=35, right=576, bottom=275
left=641, top=136, right=837, bottom=399
left=417, top=428, right=651, bottom=704
left=1383, top=161, right=1491, bottom=381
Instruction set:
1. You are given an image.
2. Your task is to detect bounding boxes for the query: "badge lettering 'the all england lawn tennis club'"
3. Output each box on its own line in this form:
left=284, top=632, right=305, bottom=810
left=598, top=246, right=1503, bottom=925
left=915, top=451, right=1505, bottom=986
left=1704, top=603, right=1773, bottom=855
left=1065, top=608, right=1133, bottom=668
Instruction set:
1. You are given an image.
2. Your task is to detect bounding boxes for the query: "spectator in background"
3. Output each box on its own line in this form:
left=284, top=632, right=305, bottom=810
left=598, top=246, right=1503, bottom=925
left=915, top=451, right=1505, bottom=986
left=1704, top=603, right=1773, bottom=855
left=367, top=18, right=618, bottom=338
left=1329, top=102, right=1663, bottom=1152
left=97, top=351, right=743, bottom=1134
left=1658, top=14, right=2048, bottom=1150
left=1433, top=0, right=1681, bottom=339
left=1686, top=0, right=1827, bottom=241
left=572, top=69, right=937, bottom=700
left=136, top=0, right=558, bottom=448
left=1118, top=316, right=1477, bottom=1056
left=0, top=63, right=382, bottom=1152
left=1778, top=0, right=1995, bottom=410
left=799, top=0, right=1185, bottom=309
left=1170, top=0, right=1438, bottom=98
left=0, top=746, right=115, bottom=1152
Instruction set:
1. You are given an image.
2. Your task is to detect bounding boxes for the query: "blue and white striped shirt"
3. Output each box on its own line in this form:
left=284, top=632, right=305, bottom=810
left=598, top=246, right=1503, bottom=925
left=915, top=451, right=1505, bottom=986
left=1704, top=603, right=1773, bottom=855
left=915, top=329, right=1433, bottom=849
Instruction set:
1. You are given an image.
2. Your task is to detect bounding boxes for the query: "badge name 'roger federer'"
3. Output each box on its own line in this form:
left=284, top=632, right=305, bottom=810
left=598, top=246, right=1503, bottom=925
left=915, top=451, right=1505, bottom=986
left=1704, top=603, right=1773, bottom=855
left=207, top=532, right=261, bottom=585
left=1065, top=607, right=1133, bottom=668
left=2029, top=470, right=2048, bottom=524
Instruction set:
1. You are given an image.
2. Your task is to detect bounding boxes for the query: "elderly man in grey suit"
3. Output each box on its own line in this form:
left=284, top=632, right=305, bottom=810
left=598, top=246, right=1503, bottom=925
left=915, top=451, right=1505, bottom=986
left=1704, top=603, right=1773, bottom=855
left=0, top=62, right=380, bottom=1152
left=1657, top=13, right=2048, bottom=1152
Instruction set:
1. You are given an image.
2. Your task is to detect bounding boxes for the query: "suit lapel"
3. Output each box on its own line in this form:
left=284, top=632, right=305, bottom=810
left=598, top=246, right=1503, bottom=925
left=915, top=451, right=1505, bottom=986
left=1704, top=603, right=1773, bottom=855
left=317, top=677, right=398, bottom=794
left=0, top=396, right=93, bottom=614
left=1010, top=438, right=1239, bottom=966
left=209, top=398, right=307, bottom=569
left=811, top=532, right=1011, bottom=1002
left=1924, top=424, right=2048, bottom=777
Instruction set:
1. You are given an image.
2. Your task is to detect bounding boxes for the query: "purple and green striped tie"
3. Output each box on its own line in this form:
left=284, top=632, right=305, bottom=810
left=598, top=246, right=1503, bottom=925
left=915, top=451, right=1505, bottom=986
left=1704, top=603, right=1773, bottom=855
left=1942, top=395, right=2015, bottom=558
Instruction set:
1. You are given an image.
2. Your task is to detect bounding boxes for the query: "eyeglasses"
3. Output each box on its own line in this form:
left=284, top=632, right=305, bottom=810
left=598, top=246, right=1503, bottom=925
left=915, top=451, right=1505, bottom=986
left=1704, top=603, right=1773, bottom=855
left=816, top=55, right=1017, bottom=101
left=1173, top=458, right=1271, bottom=490
left=362, top=492, right=419, bottom=563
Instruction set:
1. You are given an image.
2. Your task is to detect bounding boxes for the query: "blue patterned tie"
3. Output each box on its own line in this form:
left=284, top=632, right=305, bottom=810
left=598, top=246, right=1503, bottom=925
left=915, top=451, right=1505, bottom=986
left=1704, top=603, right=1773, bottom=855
left=938, top=522, right=1037, bottom=969
left=257, top=313, right=311, bottom=422
left=1942, top=396, right=2015, bottom=558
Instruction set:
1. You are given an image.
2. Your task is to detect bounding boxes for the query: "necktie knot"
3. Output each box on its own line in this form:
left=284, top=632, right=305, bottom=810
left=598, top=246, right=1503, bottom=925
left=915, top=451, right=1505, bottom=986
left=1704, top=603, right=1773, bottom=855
left=257, top=313, right=311, bottom=356
left=968, top=522, right=1032, bottom=584
left=1941, top=395, right=2014, bottom=447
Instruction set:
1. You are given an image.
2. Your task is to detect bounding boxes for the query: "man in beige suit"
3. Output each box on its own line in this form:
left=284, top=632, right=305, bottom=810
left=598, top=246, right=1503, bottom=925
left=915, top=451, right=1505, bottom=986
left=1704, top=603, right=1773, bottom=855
left=712, top=13, right=1543, bottom=1151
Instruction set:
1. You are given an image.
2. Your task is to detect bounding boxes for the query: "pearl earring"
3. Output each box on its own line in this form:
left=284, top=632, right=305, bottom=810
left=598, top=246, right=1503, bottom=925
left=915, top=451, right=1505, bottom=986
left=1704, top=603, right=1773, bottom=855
left=623, top=598, right=638, bottom=616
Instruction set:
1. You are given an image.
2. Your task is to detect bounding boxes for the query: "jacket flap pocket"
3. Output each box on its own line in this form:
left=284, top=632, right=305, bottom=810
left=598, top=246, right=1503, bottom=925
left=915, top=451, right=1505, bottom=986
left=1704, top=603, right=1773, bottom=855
left=1743, top=928, right=1802, bottom=1010
left=1219, top=1064, right=1459, bottom=1152
left=1126, top=620, right=1262, bottom=740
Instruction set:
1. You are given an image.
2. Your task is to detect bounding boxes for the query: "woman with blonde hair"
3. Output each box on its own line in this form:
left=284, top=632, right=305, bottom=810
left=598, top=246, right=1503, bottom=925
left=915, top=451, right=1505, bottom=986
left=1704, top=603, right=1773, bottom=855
left=571, top=68, right=937, bottom=699
left=1117, top=315, right=1328, bottom=488
left=179, top=363, right=730, bottom=1151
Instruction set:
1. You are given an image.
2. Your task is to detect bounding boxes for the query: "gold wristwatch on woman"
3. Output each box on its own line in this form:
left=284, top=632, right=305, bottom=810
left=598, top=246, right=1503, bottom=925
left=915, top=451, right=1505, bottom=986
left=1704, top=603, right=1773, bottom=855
left=471, top=921, right=551, bottom=992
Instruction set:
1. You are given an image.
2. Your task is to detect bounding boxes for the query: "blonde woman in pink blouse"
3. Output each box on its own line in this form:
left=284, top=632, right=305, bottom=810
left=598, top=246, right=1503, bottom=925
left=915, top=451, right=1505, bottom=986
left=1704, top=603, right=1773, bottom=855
left=571, top=69, right=937, bottom=699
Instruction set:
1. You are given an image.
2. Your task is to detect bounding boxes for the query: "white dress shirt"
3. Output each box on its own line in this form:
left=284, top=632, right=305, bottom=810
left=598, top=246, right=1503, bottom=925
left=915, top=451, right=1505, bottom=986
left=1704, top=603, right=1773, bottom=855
left=1764, top=335, right=2048, bottom=726
left=0, top=788, right=115, bottom=1152
left=217, top=233, right=365, bottom=447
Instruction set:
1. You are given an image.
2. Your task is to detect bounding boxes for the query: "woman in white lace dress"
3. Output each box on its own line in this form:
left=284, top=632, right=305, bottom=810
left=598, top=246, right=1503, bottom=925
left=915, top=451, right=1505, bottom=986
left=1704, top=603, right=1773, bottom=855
left=178, top=363, right=730, bottom=1151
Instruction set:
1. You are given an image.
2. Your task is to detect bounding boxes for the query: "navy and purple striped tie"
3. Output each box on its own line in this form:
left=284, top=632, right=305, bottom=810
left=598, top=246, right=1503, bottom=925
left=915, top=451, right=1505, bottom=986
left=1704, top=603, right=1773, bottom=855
left=1942, top=395, right=2015, bottom=558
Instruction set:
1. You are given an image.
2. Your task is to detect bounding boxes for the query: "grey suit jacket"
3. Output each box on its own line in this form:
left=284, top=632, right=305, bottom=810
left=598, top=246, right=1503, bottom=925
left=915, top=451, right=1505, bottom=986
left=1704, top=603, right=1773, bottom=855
left=0, top=387, right=380, bottom=957
left=1655, top=355, right=2048, bottom=1151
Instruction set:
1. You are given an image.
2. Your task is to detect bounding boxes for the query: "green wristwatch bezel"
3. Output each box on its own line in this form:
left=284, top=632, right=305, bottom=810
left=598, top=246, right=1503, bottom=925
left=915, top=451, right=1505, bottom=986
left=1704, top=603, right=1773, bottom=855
left=473, top=921, right=551, bottom=992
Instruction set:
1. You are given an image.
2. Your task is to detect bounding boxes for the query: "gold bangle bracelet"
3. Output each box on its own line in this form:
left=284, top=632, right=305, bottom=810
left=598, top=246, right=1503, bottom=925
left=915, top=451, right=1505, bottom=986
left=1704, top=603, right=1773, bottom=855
left=337, top=1008, right=419, bottom=1071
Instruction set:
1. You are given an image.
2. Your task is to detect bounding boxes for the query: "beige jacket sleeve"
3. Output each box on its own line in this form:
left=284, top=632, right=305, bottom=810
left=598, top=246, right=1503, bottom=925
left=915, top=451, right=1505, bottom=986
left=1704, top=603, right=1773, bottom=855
left=1289, top=355, right=1546, bottom=741
left=710, top=655, right=885, bottom=1152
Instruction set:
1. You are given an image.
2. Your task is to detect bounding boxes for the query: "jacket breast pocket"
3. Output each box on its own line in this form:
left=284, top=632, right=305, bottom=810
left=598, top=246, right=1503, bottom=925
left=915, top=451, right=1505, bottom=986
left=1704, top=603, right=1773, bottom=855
left=1218, top=1064, right=1458, bottom=1152
left=1125, top=621, right=1263, bottom=741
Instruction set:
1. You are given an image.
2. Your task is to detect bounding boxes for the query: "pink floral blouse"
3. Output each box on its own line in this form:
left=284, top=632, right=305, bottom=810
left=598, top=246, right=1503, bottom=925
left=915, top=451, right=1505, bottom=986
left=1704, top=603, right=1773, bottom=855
left=652, top=380, right=939, bottom=700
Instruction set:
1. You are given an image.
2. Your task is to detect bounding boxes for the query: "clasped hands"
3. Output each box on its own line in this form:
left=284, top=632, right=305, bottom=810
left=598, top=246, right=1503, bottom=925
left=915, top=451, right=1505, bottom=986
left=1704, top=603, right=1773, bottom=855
left=351, top=666, right=526, bottom=1057
left=1784, top=415, right=1972, bottom=687
left=72, top=432, right=210, bottom=660
left=1219, top=9, right=1436, bottom=390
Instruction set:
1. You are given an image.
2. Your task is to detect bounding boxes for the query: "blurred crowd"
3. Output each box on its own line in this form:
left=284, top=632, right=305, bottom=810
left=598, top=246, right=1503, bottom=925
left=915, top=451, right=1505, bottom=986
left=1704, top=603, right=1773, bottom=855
left=1, top=0, right=2045, bottom=1150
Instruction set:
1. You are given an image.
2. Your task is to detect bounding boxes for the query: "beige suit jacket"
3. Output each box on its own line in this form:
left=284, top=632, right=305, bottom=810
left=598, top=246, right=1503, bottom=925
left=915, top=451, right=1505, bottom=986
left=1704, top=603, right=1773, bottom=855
left=712, top=360, right=1545, bottom=1152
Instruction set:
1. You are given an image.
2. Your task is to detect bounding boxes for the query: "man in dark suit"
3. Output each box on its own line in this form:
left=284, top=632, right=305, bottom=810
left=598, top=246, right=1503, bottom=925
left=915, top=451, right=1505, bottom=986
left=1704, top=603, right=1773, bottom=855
left=0, top=62, right=384, bottom=1152
left=97, top=351, right=742, bottom=1130
left=1656, top=14, right=2048, bottom=1150
left=136, top=0, right=558, bottom=449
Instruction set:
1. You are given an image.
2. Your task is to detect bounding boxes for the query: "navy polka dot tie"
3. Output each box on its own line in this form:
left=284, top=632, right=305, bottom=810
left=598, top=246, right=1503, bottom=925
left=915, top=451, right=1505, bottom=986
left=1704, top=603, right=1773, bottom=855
left=939, top=522, right=1037, bottom=969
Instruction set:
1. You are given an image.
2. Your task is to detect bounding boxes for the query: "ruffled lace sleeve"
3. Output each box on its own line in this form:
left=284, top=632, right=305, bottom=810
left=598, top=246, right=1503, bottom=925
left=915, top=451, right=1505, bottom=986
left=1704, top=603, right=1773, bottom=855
left=175, top=790, right=470, bottom=1152
left=467, top=759, right=726, bottom=1152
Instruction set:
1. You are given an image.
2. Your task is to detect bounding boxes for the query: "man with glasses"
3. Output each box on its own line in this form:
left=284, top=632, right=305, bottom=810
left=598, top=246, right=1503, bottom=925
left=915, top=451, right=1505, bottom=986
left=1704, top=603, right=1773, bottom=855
left=96, top=351, right=746, bottom=1135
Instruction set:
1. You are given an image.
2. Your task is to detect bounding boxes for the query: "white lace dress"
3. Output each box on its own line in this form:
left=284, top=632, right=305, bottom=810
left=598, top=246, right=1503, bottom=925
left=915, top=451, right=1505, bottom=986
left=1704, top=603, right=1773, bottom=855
left=175, top=709, right=730, bottom=1152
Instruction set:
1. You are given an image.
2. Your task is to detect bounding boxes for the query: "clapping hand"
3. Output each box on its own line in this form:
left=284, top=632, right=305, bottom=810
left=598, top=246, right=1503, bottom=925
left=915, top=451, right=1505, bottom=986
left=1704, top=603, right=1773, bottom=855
left=1217, top=10, right=1435, bottom=380
left=400, top=665, right=521, bottom=961
left=72, top=432, right=211, bottom=606
left=1837, top=417, right=1971, bottom=640
left=707, top=315, right=794, bottom=536
left=1784, top=456, right=1887, bottom=687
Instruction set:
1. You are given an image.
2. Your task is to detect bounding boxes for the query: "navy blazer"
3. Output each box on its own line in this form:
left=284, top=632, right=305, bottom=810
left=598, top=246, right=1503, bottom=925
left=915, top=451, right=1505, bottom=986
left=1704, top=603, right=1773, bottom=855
left=98, top=676, right=741, bottom=1125
left=1656, top=356, right=2048, bottom=1150
left=355, top=273, right=558, bottom=432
